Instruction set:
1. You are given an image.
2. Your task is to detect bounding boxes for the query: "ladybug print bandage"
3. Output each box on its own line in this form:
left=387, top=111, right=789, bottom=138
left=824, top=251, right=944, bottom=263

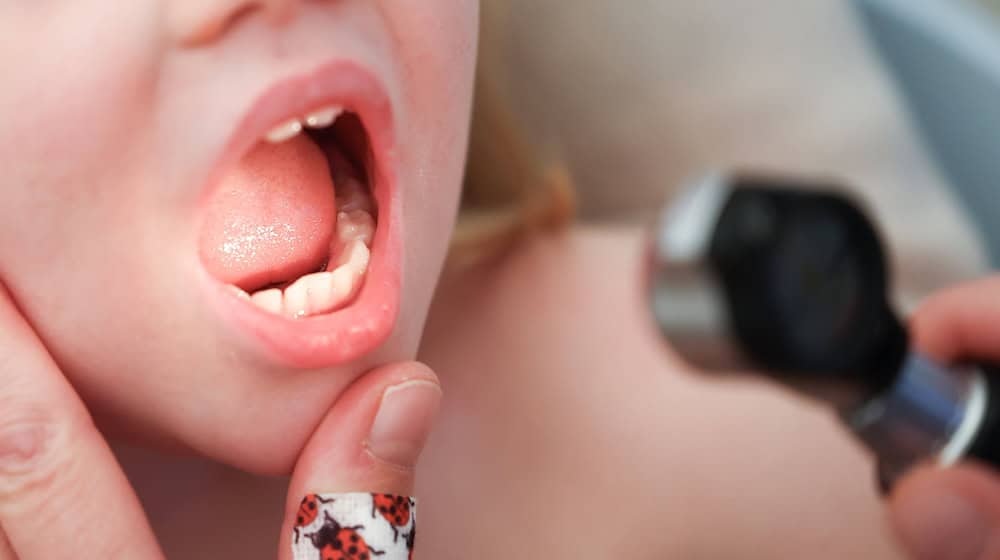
left=292, top=493, right=417, bottom=560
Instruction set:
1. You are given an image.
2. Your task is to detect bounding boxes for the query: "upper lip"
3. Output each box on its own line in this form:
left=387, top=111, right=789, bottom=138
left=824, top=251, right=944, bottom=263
left=196, top=59, right=401, bottom=370
left=200, top=59, right=396, bottom=207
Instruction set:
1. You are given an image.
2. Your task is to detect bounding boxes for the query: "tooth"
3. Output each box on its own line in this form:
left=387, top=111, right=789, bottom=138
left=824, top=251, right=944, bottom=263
left=304, top=106, right=343, bottom=129
left=301, top=272, right=338, bottom=315
left=336, top=210, right=376, bottom=246
left=350, top=241, right=371, bottom=271
left=265, top=118, right=303, bottom=143
left=228, top=285, right=251, bottom=300
left=305, top=270, right=357, bottom=315
left=283, top=279, right=309, bottom=318
left=328, top=266, right=359, bottom=310
left=323, top=255, right=367, bottom=311
left=334, top=239, right=371, bottom=278
left=272, top=240, right=372, bottom=318
left=250, top=288, right=283, bottom=314
left=336, top=176, right=374, bottom=213
left=335, top=239, right=371, bottom=271
left=284, top=270, right=348, bottom=316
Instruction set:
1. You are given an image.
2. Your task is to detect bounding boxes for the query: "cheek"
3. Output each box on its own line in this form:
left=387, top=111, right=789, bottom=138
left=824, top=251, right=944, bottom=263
left=0, top=4, right=160, bottom=280
left=0, top=3, right=170, bottom=425
left=392, top=1, right=479, bottom=333
left=398, top=0, right=478, bottom=220
left=0, top=3, right=159, bottom=190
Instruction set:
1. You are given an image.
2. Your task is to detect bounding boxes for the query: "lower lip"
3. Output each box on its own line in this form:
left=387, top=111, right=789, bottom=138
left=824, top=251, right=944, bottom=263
left=198, top=63, right=401, bottom=370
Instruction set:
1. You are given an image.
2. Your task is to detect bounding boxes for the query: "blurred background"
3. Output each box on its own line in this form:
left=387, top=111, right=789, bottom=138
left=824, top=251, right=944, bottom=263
left=422, top=4, right=1000, bottom=557
left=487, top=0, right=1000, bottom=305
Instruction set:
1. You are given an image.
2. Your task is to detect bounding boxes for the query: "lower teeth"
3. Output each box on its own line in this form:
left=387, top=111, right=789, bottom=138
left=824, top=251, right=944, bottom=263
left=233, top=175, right=375, bottom=318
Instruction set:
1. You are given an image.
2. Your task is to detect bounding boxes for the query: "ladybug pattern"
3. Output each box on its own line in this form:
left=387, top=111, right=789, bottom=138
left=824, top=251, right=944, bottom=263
left=295, top=494, right=334, bottom=543
left=292, top=492, right=417, bottom=560
left=306, top=511, right=383, bottom=560
left=371, top=494, right=414, bottom=542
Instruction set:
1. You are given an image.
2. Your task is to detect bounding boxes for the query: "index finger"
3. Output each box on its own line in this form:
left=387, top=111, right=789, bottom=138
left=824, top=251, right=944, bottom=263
left=0, top=286, right=163, bottom=559
left=911, top=276, right=1000, bottom=363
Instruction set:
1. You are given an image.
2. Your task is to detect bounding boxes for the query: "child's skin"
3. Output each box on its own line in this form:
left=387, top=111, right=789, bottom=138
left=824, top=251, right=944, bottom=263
left=0, top=0, right=476, bottom=557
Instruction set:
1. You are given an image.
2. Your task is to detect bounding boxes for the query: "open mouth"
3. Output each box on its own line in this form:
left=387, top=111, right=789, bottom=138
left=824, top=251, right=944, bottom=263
left=196, top=61, right=401, bottom=369
left=200, top=108, right=376, bottom=318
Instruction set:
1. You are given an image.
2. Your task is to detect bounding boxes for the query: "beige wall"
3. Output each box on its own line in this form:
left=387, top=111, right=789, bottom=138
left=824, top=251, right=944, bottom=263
left=496, top=0, right=990, bottom=304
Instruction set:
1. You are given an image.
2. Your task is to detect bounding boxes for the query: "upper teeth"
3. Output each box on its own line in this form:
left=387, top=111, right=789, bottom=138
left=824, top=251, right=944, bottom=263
left=305, top=106, right=343, bottom=129
left=265, top=118, right=303, bottom=143
left=265, top=105, right=344, bottom=144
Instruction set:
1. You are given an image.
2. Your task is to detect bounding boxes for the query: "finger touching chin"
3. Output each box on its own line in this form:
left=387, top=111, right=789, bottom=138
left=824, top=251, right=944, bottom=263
left=281, top=361, right=441, bottom=560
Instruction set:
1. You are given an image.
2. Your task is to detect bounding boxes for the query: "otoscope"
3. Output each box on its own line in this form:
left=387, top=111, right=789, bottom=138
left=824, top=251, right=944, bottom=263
left=647, top=172, right=1000, bottom=489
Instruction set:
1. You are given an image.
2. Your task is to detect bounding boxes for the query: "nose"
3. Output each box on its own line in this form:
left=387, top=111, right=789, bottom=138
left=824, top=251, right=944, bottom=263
left=168, top=0, right=302, bottom=46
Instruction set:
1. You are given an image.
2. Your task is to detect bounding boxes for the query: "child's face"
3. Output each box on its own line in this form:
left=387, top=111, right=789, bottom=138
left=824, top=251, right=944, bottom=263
left=0, top=1, right=478, bottom=473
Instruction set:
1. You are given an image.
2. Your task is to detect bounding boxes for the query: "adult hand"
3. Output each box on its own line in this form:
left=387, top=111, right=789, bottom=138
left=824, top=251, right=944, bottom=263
left=891, top=277, right=1000, bottom=560
left=0, top=285, right=440, bottom=559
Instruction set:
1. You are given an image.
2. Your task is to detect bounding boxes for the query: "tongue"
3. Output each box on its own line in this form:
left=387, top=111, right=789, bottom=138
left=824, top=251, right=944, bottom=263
left=199, top=135, right=337, bottom=291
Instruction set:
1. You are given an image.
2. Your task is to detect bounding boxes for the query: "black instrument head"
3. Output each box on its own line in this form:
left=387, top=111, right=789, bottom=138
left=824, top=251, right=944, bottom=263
left=649, top=173, right=908, bottom=408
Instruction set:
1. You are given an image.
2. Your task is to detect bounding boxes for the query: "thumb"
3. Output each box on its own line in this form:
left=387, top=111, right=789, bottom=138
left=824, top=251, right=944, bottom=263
left=890, top=464, right=1000, bottom=560
left=281, top=362, right=442, bottom=560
